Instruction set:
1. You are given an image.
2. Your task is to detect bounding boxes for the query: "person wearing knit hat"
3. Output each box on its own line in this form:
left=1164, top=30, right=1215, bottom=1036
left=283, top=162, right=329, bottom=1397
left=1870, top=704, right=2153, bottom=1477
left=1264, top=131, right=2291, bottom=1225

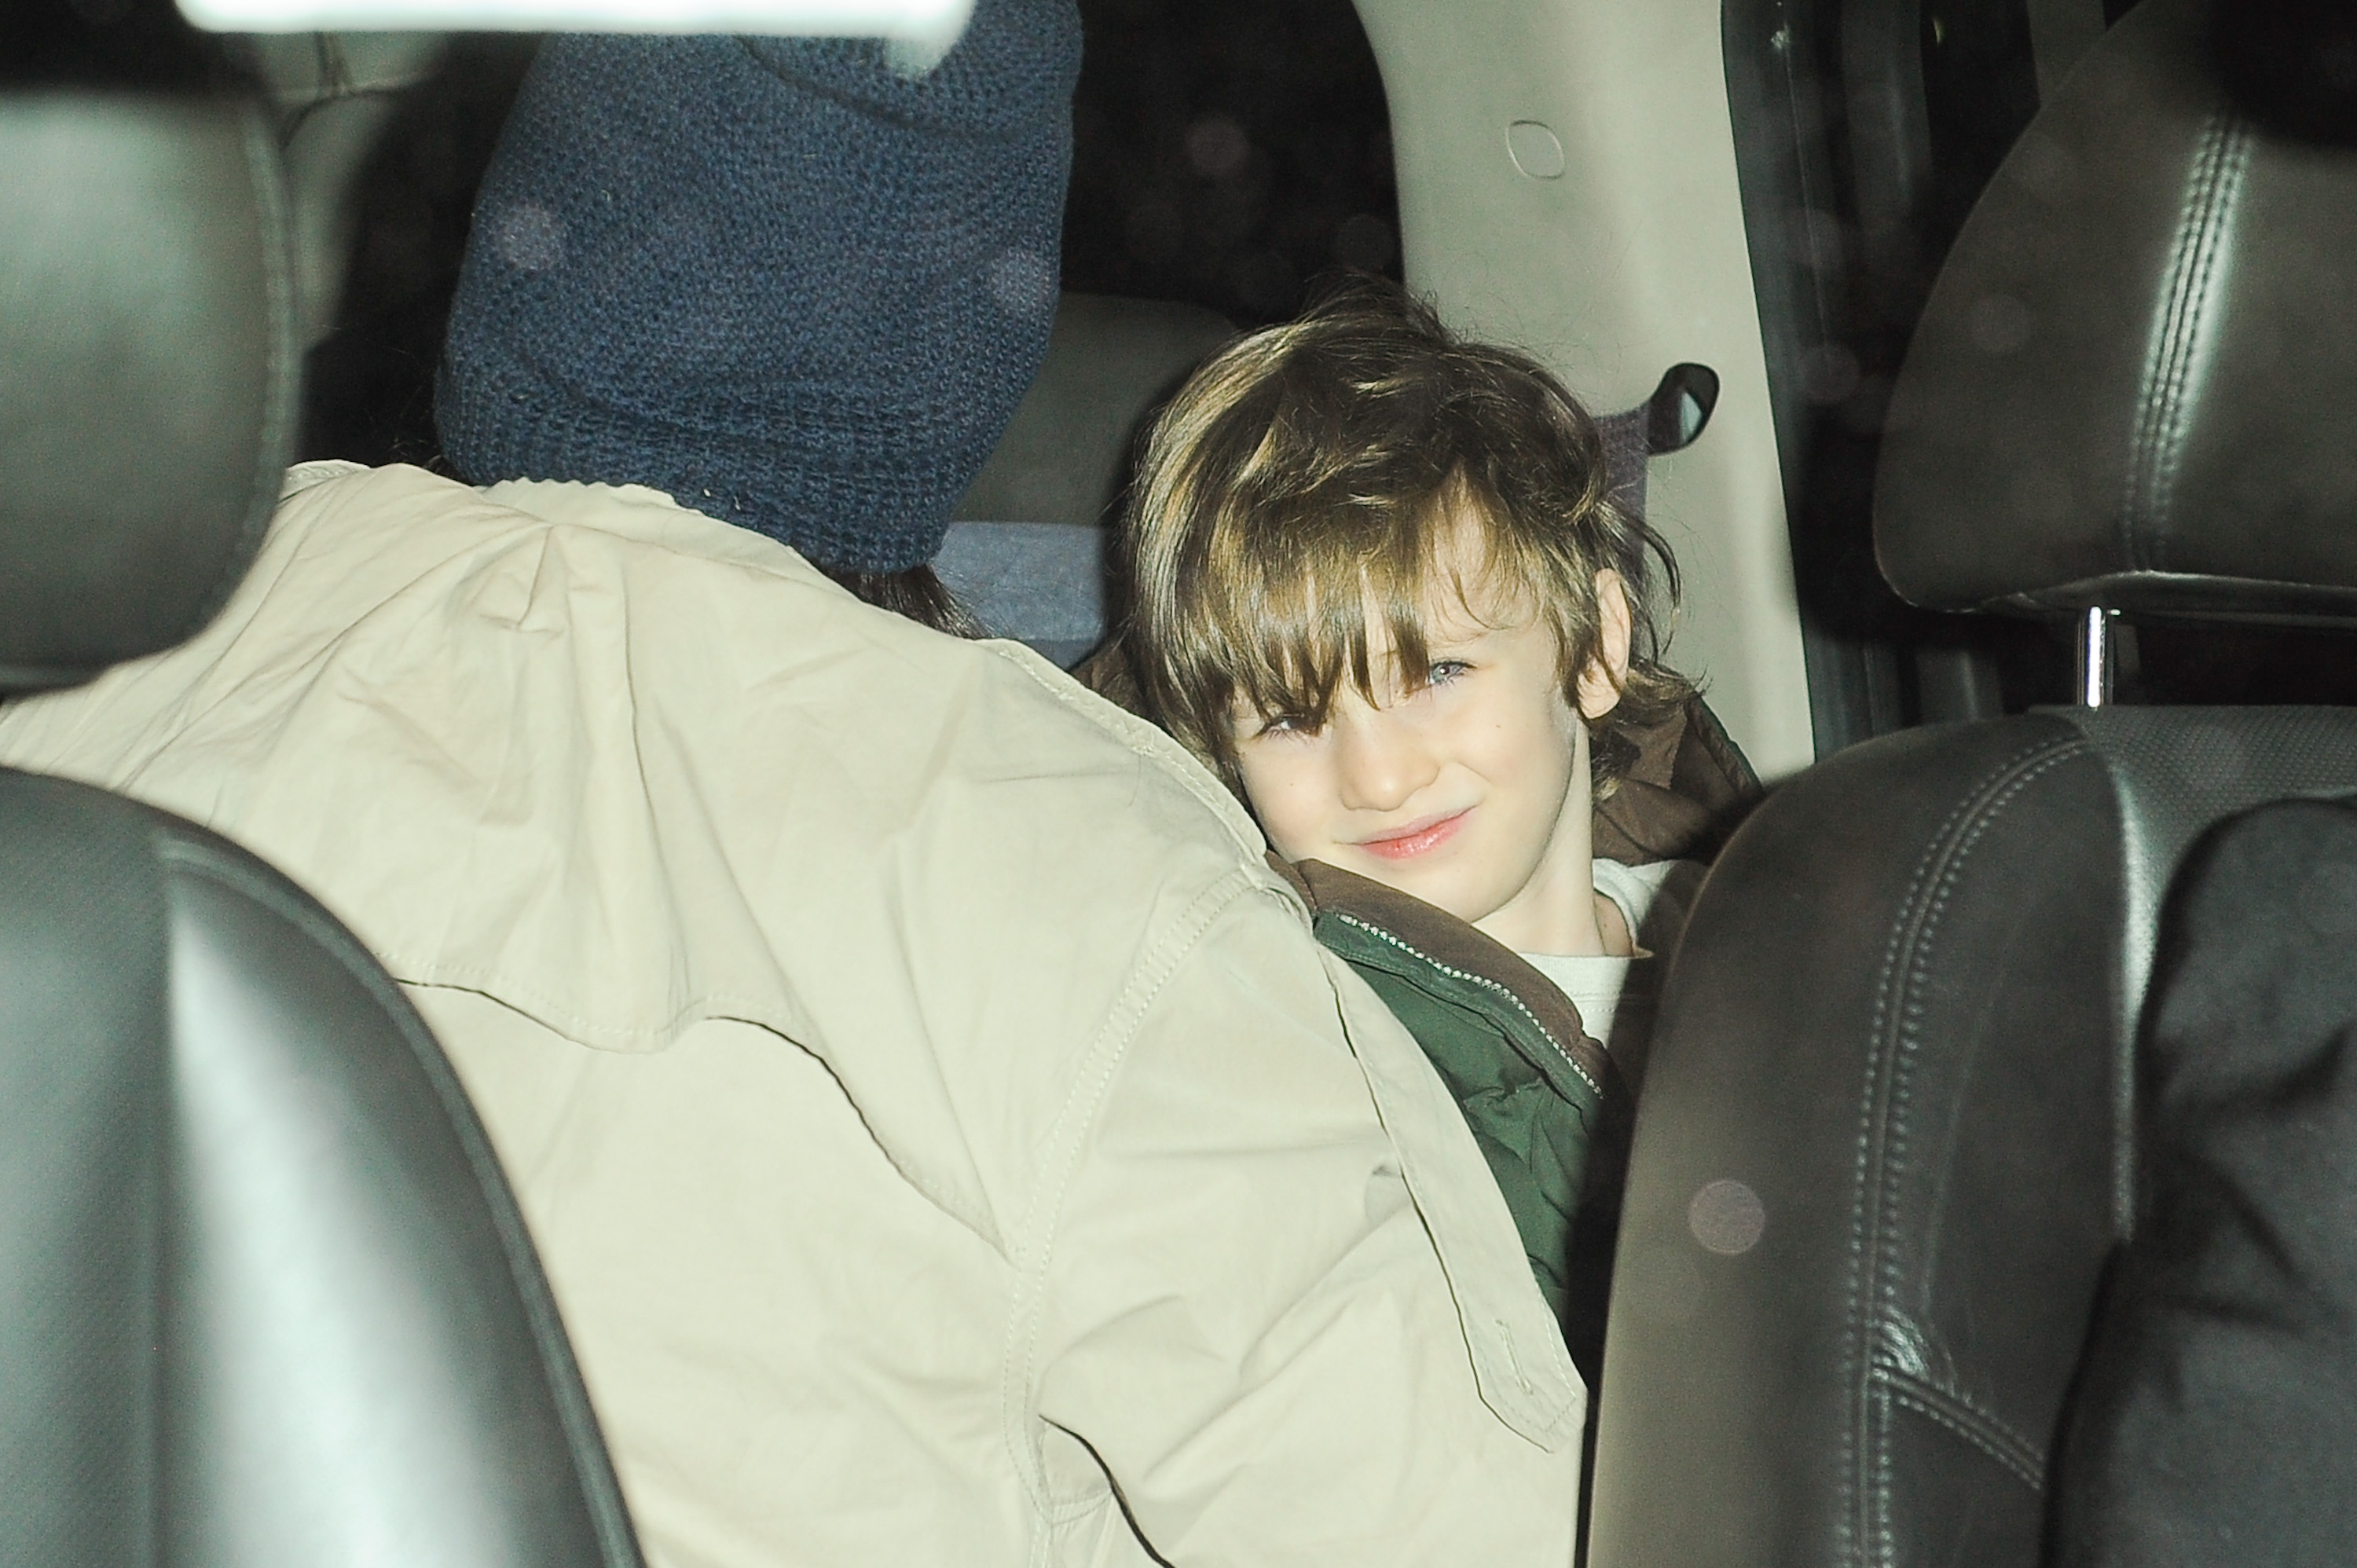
left=435, top=8, right=1079, bottom=625
left=0, top=8, right=1593, bottom=1563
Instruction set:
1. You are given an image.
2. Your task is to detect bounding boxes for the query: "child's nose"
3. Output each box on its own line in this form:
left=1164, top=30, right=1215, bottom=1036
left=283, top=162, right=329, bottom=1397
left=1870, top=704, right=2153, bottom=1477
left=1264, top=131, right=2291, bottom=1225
left=1332, top=710, right=1438, bottom=813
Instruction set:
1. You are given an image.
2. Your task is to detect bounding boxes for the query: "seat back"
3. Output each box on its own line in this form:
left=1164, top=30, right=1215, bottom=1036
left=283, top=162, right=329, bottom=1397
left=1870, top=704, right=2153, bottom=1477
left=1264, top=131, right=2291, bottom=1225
left=1590, top=707, right=2357, bottom=1566
left=1, top=13, right=641, bottom=1561
left=1589, top=1, right=2357, bottom=1562
left=2, top=778, right=642, bottom=1565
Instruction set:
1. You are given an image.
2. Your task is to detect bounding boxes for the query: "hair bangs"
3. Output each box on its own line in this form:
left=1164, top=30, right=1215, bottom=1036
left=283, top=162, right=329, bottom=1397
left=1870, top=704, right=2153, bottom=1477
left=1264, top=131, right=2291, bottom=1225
left=1200, top=481, right=1538, bottom=735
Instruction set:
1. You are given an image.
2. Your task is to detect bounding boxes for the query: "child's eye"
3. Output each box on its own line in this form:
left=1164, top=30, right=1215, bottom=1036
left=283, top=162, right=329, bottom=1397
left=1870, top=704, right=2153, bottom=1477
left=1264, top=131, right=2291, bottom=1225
left=1425, top=659, right=1472, bottom=687
left=1257, top=712, right=1318, bottom=738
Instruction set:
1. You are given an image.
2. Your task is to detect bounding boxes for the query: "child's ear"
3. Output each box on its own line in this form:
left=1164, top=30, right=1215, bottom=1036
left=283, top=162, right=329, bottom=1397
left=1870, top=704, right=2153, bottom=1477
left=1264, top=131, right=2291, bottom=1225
left=1574, top=569, right=1635, bottom=720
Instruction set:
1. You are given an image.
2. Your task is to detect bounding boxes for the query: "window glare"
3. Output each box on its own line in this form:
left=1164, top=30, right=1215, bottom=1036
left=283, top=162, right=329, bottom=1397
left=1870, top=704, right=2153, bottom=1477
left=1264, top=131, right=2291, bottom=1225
left=178, top=0, right=971, bottom=44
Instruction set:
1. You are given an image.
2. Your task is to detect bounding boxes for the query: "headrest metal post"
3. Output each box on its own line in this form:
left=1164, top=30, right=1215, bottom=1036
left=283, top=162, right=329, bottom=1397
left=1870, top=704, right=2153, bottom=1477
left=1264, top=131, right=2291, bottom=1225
left=2077, top=606, right=2117, bottom=709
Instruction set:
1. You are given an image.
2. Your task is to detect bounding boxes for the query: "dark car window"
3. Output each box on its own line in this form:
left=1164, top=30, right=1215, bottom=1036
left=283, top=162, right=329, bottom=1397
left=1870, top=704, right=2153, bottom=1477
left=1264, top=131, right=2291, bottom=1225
left=1060, top=0, right=1398, bottom=327
left=1726, top=0, right=2069, bottom=755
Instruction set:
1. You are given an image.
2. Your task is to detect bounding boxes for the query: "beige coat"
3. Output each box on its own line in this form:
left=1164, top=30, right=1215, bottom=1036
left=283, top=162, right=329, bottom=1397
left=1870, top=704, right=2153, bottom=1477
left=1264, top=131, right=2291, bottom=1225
left=0, top=463, right=1583, bottom=1567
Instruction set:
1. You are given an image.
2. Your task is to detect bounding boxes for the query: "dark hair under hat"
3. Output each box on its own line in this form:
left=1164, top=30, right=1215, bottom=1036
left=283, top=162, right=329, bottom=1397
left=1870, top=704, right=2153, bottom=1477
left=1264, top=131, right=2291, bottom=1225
left=434, top=3, right=1080, bottom=574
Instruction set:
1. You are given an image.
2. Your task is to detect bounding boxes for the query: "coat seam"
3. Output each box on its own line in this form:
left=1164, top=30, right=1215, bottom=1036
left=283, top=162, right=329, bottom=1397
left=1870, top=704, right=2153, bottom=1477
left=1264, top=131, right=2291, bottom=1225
left=999, top=865, right=1266, bottom=1529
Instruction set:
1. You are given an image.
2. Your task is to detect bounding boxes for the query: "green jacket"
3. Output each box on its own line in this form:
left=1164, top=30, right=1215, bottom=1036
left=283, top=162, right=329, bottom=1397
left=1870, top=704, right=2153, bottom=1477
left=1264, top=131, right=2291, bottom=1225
left=1072, top=644, right=1762, bottom=1376
left=1274, top=858, right=1633, bottom=1383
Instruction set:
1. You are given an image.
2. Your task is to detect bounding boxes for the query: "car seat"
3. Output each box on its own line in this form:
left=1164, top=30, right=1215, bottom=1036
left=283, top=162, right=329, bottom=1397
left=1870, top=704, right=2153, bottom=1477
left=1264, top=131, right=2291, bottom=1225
left=0, top=16, right=643, bottom=1563
left=1586, top=0, right=2357, bottom=1563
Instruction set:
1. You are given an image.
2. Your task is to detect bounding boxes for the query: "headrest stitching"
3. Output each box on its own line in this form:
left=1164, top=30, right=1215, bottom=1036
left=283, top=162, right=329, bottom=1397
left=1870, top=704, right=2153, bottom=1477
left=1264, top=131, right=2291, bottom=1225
left=172, top=103, right=298, bottom=651
left=2122, top=107, right=2253, bottom=577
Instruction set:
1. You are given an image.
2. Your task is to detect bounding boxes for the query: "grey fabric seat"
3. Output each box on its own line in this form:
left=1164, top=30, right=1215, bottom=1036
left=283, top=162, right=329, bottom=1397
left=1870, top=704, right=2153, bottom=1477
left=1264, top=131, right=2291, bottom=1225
left=1586, top=2, right=2357, bottom=1563
left=935, top=517, right=1114, bottom=669
left=0, top=26, right=641, bottom=1565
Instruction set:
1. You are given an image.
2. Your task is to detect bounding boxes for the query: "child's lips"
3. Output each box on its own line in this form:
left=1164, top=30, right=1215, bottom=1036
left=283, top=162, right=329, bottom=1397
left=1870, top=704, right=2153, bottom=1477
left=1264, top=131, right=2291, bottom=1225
left=1356, top=809, right=1470, bottom=860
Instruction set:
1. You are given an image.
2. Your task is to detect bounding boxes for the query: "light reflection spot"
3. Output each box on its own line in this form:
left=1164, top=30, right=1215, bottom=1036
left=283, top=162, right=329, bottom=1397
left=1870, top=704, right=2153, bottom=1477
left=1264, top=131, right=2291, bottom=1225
left=487, top=202, right=566, bottom=273
left=987, top=248, right=1058, bottom=317
left=1688, top=1178, right=1766, bottom=1255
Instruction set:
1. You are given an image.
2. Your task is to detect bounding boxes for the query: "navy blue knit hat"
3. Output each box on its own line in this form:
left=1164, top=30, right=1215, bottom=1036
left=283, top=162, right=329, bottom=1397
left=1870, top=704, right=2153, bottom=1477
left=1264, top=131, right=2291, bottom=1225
left=435, top=4, right=1081, bottom=573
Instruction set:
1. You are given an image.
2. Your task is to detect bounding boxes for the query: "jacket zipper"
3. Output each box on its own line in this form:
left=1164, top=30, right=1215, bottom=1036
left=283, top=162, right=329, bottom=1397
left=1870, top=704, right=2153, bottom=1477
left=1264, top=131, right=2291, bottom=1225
left=1329, top=912, right=1607, bottom=1101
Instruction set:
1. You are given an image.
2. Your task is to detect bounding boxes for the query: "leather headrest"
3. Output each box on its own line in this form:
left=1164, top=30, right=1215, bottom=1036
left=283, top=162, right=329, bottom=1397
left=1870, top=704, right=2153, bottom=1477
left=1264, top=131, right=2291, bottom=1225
left=0, top=89, right=295, bottom=691
left=1875, top=0, right=2357, bottom=624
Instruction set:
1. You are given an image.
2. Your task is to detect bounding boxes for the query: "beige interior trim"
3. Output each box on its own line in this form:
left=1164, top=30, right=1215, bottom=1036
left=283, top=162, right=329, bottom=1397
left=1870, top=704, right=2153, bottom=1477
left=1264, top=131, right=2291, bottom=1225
left=1354, top=0, right=1816, bottom=779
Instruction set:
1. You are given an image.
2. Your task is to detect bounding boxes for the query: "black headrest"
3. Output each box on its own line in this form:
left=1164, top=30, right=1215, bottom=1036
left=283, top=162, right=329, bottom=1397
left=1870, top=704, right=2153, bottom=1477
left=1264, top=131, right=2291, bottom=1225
left=0, top=85, right=295, bottom=691
left=1875, top=0, right=2357, bottom=624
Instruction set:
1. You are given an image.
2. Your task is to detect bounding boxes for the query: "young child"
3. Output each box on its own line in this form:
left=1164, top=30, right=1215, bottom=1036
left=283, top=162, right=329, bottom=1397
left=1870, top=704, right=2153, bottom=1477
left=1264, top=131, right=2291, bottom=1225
left=1113, top=283, right=1710, bottom=1376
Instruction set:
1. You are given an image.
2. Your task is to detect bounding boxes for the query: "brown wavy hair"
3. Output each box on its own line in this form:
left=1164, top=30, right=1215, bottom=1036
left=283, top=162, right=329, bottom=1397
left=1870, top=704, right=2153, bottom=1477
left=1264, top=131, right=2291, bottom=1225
left=1119, top=279, right=1694, bottom=800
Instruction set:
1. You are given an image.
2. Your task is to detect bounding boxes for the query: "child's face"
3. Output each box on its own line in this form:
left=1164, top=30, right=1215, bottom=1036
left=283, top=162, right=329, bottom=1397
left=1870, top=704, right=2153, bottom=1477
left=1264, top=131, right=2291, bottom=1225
left=1232, top=539, right=1633, bottom=955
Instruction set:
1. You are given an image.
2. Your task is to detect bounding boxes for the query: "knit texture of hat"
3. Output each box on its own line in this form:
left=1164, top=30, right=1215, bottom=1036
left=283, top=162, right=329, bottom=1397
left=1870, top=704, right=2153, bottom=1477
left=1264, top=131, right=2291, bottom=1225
left=434, top=4, right=1080, bottom=573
